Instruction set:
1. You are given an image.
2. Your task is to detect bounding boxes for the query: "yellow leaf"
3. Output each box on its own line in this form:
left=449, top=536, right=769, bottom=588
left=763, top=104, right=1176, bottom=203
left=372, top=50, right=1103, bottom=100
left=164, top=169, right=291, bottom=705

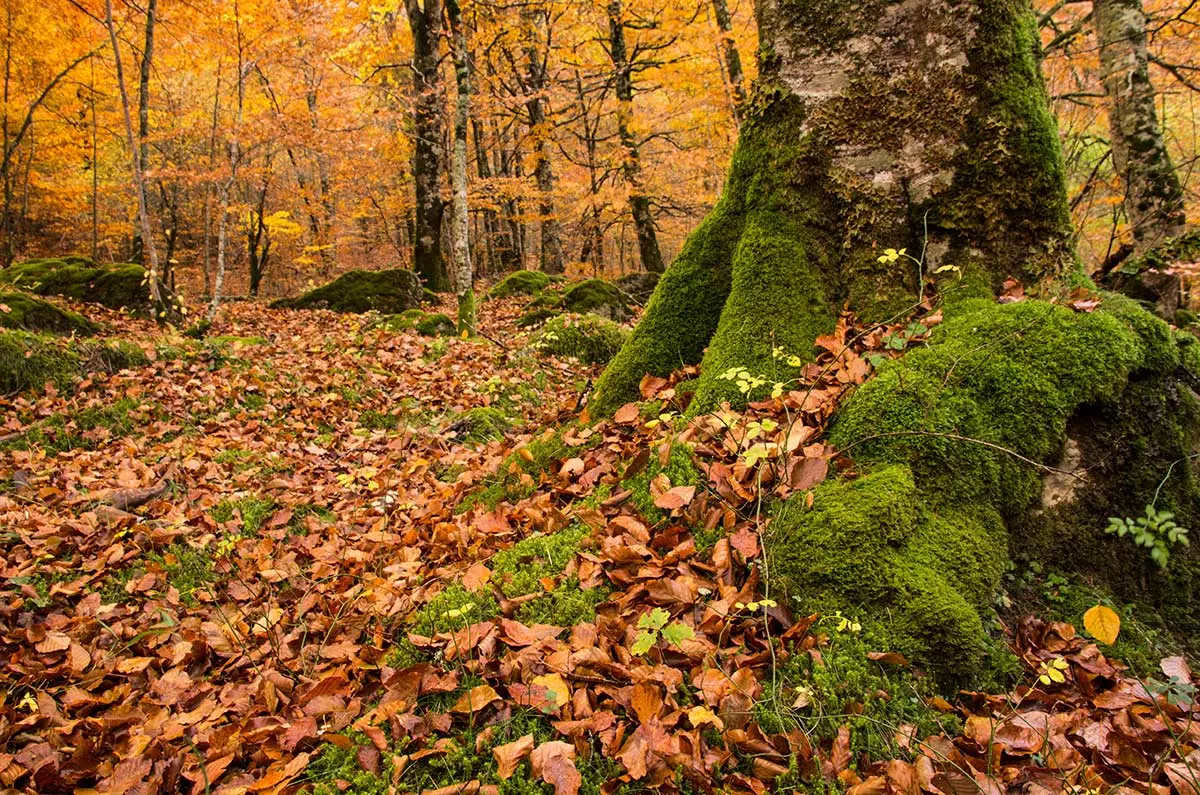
left=532, top=673, right=570, bottom=709
left=1084, top=604, right=1121, bottom=645
left=687, top=705, right=725, bottom=730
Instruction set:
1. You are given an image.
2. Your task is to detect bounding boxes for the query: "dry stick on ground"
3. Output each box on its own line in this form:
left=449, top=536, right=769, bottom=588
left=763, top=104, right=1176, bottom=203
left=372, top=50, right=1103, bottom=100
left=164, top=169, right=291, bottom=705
left=839, top=430, right=1087, bottom=481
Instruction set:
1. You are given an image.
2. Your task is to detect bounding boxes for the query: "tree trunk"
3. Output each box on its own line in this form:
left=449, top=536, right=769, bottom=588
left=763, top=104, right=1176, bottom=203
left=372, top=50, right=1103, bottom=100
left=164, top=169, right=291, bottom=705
left=130, top=0, right=156, bottom=264
left=523, top=7, right=566, bottom=275
left=607, top=0, right=664, bottom=275
left=105, top=0, right=163, bottom=309
left=446, top=0, right=475, bottom=333
left=407, top=0, right=451, bottom=292
left=711, top=0, right=747, bottom=124
left=1094, top=0, right=1186, bottom=315
left=592, top=0, right=1074, bottom=415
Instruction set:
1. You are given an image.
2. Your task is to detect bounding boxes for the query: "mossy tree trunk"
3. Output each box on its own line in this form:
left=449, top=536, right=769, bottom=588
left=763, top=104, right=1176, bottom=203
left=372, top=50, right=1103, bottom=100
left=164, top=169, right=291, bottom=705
left=446, top=0, right=476, bottom=334
left=592, top=0, right=1075, bottom=415
left=1094, top=0, right=1187, bottom=315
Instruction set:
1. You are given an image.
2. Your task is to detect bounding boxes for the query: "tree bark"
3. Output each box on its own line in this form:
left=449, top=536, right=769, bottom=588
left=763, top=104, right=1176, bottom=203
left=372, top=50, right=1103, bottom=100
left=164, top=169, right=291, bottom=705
left=523, top=7, right=566, bottom=275
left=592, top=0, right=1074, bottom=414
left=406, top=0, right=451, bottom=292
left=711, top=0, right=747, bottom=124
left=1094, top=0, right=1186, bottom=315
left=105, top=0, right=163, bottom=308
left=446, top=0, right=475, bottom=333
left=607, top=0, right=664, bottom=275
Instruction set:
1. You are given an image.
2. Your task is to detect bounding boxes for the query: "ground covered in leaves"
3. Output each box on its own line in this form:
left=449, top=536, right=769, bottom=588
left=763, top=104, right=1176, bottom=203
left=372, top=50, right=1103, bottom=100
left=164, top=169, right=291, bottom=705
left=1, top=294, right=1198, bottom=795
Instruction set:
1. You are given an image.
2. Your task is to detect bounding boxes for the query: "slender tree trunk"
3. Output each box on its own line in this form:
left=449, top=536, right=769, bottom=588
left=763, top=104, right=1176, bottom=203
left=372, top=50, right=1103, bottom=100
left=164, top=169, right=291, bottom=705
left=471, top=117, right=502, bottom=275
left=523, top=8, right=565, bottom=275
left=207, top=5, right=246, bottom=322
left=130, top=0, right=156, bottom=263
left=607, top=0, right=664, bottom=274
left=1094, top=0, right=1187, bottom=315
left=305, top=84, right=337, bottom=271
left=105, top=0, right=163, bottom=308
left=711, top=0, right=746, bottom=124
left=406, top=0, right=451, bottom=291
left=247, top=167, right=270, bottom=296
left=593, top=0, right=1074, bottom=415
left=446, top=0, right=475, bottom=332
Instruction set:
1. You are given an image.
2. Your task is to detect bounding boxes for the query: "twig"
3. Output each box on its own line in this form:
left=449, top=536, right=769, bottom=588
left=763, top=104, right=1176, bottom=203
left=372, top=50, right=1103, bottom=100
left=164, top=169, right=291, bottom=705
left=839, top=430, right=1087, bottom=481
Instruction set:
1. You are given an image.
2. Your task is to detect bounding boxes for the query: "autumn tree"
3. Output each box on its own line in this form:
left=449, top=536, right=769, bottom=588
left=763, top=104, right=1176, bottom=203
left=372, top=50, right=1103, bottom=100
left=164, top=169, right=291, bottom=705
left=1093, top=0, right=1188, bottom=313
left=589, top=0, right=1200, bottom=676
left=606, top=0, right=665, bottom=274
left=406, top=0, right=451, bottom=292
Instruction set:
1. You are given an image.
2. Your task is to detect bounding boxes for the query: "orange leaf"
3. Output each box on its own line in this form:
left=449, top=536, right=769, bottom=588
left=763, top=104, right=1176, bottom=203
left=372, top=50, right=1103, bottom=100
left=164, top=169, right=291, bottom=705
left=493, top=734, right=535, bottom=779
left=450, top=684, right=502, bottom=713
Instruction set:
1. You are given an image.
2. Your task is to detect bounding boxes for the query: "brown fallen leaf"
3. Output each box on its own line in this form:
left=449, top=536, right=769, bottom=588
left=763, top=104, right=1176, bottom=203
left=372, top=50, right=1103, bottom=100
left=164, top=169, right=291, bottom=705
left=493, top=734, right=535, bottom=780
left=531, top=741, right=581, bottom=795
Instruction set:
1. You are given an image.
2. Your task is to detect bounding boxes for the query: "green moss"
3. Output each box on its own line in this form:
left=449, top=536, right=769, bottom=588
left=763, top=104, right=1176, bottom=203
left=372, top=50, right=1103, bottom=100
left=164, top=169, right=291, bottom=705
left=411, top=583, right=500, bottom=637
left=766, top=297, right=1200, bottom=682
left=533, top=314, right=626, bottom=365
left=561, top=279, right=631, bottom=321
left=626, top=442, right=700, bottom=526
left=209, top=495, right=277, bottom=534
left=456, top=429, right=599, bottom=513
left=1005, top=566, right=1180, bottom=677
left=488, top=270, right=551, bottom=299
left=271, top=269, right=423, bottom=314
left=209, top=335, right=269, bottom=347
left=493, top=524, right=592, bottom=597
left=359, top=409, right=401, bottom=431
left=754, top=628, right=962, bottom=764
left=0, top=331, right=148, bottom=394
left=830, top=300, right=1148, bottom=511
left=0, top=291, right=96, bottom=335
left=0, top=397, right=152, bottom=454
left=1, top=257, right=180, bottom=319
left=449, top=407, right=511, bottom=443
left=766, top=466, right=1009, bottom=680
left=100, top=542, right=219, bottom=607
left=516, top=307, right=560, bottom=328
left=307, top=731, right=392, bottom=795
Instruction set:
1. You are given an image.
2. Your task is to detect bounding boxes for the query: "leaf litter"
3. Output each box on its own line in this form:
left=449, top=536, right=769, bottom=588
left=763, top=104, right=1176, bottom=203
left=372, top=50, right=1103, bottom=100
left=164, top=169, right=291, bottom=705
left=0, top=295, right=1196, bottom=794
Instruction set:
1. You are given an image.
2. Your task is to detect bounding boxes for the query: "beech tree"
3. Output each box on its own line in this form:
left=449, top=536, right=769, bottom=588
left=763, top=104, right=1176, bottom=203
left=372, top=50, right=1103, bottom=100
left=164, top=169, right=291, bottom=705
left=591, top=0, right=1200, bottom=676
left=1093, top=0, right=1188, bottom=313
left=406, top=0, right=451, bottom=292
left=594, top=0, right=1074, bottom=412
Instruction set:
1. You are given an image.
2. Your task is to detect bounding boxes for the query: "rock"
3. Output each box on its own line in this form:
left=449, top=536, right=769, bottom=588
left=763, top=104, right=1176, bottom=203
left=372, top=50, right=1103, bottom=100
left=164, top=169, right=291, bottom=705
left=271, top=269, right=423, bottom=314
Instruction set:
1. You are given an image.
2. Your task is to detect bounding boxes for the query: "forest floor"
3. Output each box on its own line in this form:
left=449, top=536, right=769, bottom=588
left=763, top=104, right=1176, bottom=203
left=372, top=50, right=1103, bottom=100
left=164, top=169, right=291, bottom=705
left=1, top=295, right=1198, bottom=795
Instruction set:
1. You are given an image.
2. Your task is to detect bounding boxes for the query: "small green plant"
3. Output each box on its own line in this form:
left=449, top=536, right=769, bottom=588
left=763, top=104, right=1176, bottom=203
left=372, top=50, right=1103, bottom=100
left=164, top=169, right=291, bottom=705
left=1036, top=656, right=1069, bottom=686
left=1106, top=505, right=1189, bottom=569
left=631, top=607, right=694, bottom=655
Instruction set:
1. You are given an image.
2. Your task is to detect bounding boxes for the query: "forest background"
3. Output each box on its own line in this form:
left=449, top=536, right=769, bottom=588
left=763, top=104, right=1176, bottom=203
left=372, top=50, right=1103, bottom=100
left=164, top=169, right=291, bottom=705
left=2, top=0, right=1195, bottom=300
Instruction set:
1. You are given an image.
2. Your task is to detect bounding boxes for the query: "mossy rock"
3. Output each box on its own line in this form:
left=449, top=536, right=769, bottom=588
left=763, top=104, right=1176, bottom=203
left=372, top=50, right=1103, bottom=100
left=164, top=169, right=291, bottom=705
left=370, top=309, right=456, bottom=336
left=445, top=407, right=511, bottom=443
left=562, top=278, right=632, bottom=321
left=532, top=314, right=626, bottom=365
left=0, top=331, right=149, bottom=394
left=1, top=257, right=180, bottom=320
left=767, top=296, right=1200, bottom=682
left=616, top=271, right=660, bottom=305
left=516, top=307, right=560, bottom=328
left=0, top=291, right=96, bottom=335
left=487, top=270, right=552, bottom=299
left=270, top=268, right=423, bottom=314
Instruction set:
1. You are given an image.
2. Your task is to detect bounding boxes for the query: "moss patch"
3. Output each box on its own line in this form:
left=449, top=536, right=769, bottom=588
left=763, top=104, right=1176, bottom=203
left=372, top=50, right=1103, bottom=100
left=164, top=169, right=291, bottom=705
left=370, top=309, right=457, bottom=336
left=447, top=407, right=511, bottom=443
left=767, top=297, right=1199, bottom=682
left=0, top=256, right=180, bottom=319
left=626, top=442, right=701, bottom=526
left=532, top=314, right=626, bottom=365
left=271, top=269, right=423, bottom=314
left=0, top=292, right=96, bottom=335
left=0, top=331, right=149, bottom=395
left=488, top=270, right=552, bottom=299
left=561, top=278, right=631, bottom=321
